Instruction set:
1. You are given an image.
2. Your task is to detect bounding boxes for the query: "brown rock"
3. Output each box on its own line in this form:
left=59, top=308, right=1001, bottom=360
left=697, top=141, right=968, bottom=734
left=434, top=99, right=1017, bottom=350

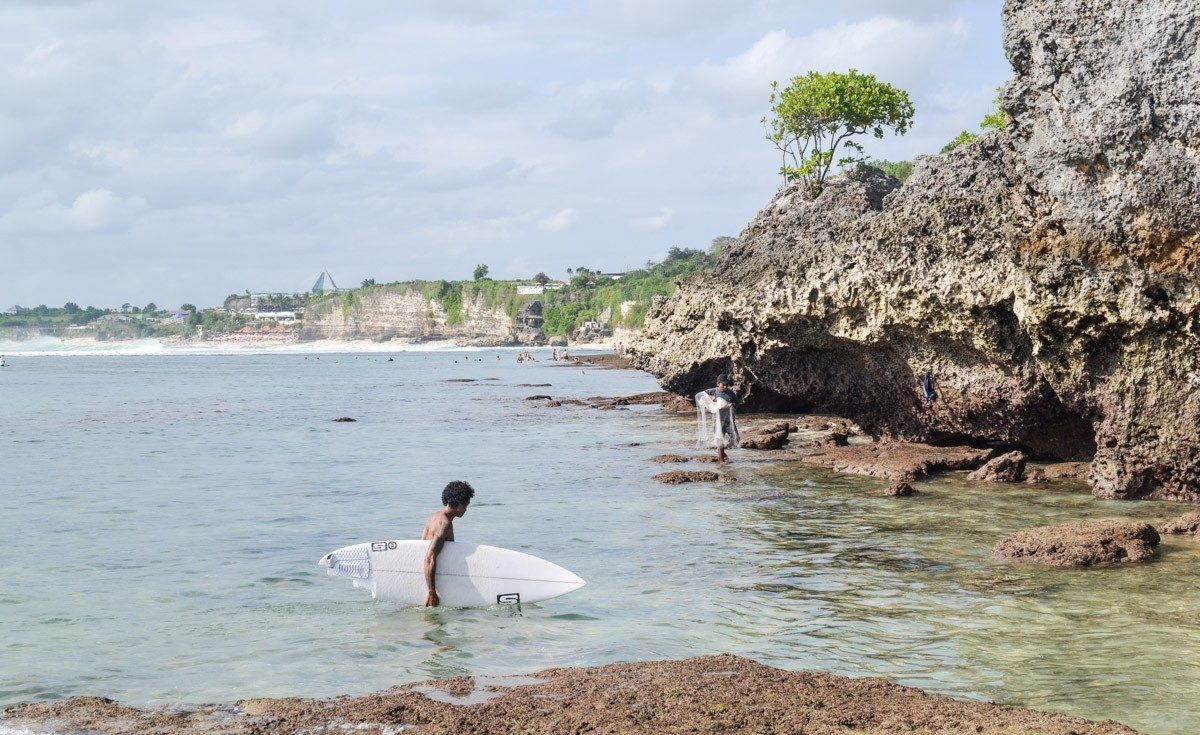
left=1158, top=511, right=1200, bottom=536
left=1043, top=462, right=1091, bottom=481
left=880, top=482, right=918, bottom=497
left=969, top=451, right=1028, bottom=483
left=992, top=521, right=1160, bottom=567
left=649, top=454, right=690, bottom=463
left=0, top=655, right=1141, bottom=735
left=693, top=455, right=720, bottom=463
left=544, top=400, right=562, bottom=407
left=653, top=470, right=725, bottom=484
left=800, top=442, right=991, bottom=482
left=332, top=417, right=357, bottom=422
left=524, top=394, right=553, bottom=401
left=740, top=430, right=789, bottom=450
left=1022, top=468, right=1047, bottom=485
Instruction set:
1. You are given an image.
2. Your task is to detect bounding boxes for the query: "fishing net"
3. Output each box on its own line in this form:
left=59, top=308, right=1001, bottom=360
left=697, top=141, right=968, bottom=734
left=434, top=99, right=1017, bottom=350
left=695, top=392, right=739, bottom=449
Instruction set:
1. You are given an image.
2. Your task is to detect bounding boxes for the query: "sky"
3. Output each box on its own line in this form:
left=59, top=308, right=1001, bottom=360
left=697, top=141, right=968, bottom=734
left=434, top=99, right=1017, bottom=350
left=0, top=0, right=1009, bottom=309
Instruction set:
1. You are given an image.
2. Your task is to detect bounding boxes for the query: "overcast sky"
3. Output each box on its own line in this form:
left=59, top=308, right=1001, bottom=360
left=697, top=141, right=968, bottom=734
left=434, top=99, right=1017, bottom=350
left=1, top=0, right=1009, bottom=309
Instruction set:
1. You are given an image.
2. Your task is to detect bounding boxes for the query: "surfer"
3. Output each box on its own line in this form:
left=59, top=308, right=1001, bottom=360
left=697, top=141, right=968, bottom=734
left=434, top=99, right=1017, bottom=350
left=420, top=480, right=476, bottom=607
left=697, top=375, right=740, bottom=464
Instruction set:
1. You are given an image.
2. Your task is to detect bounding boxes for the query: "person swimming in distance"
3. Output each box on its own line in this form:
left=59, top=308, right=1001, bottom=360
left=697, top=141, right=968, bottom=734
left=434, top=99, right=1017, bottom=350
left=420, top=480, right=476, bottom=607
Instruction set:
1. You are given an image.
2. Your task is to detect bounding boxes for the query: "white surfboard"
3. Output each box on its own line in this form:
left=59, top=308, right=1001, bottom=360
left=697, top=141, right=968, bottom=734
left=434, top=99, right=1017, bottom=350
left=318, top=540, right=586, bottom=607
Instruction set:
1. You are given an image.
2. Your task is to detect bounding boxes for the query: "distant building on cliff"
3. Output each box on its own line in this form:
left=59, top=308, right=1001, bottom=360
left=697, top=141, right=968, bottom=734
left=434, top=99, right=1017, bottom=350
left=311, top=270, right=342, bottom=294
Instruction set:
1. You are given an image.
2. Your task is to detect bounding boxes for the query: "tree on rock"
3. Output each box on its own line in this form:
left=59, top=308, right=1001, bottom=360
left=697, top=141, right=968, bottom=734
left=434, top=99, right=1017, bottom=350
left=473, top=264, right=489, bottom=281
left=764, top=69, right=914, bottom=197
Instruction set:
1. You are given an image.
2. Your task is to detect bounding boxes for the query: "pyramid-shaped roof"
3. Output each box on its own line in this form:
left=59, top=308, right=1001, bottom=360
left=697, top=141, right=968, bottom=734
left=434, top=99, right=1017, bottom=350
left=311, top=270, right=339, bottom=294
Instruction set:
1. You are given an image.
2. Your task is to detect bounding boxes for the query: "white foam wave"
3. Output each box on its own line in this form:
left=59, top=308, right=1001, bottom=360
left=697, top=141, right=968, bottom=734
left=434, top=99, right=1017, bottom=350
left=0, top=336, right=573, bottom=357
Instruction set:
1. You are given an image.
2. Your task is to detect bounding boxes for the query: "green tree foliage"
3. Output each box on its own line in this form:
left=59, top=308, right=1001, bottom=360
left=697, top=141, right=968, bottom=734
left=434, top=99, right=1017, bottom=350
left=361, top=278, right=376, bottom=287
left=869, top=159, right=914, bottom=182
left=709, top=236, right=736, bottom=258
left=943, top=87, right=1007, bottom=153
left=143, top=302, right=157, bottom=315
left=473, top=264, right=489, bottom=281
left=540, top=247, right=717, bottom=336
left=764, top=69, right=914, bottom=197
left=64, top=302, right=81, bottom=314
left=533, top=272, right=550, bottom=286
left=180, top=304, right=197, bottom=312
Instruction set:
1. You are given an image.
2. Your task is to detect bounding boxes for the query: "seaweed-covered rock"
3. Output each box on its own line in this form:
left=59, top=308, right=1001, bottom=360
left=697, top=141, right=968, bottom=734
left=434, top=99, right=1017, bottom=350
left=653, top=471, right=725, bottom=484
left=992, top=521, right=1160, bottom=566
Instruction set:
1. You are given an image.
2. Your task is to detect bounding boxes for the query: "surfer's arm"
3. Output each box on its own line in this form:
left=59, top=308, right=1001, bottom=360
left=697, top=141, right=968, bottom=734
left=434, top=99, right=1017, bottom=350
left=423, top=532, right=448, bottom=607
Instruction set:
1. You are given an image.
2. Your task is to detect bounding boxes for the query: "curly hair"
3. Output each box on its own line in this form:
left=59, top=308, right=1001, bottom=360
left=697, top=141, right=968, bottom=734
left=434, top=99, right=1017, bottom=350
left=442, top=480, right=475, bottom=508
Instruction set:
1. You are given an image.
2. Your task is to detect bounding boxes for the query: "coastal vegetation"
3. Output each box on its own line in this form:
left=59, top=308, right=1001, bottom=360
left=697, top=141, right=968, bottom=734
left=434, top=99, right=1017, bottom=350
left=942, top=87, right=1007, bottom=152
left=764, top=69, right=914, bottom=196
left=307, top=242, right=723, bottom=338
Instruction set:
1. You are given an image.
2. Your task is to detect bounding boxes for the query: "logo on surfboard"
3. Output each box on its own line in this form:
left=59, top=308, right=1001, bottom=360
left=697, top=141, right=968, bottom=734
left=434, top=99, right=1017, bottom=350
left=496, top=593, right=520, bottom=604
left=370, top=541, right=398, bottom=551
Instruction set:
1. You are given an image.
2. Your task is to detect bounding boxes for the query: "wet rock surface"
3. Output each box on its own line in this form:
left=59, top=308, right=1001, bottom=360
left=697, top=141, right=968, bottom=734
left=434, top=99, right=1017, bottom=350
left=880, top=482, right=919, bottom=497
left=653, top=470, right=726, bottom=484
left=969, top=451, right=1029, bottom=483
left=800, top=442, right=991, bottom=482
left=739, top=420, right=797, bottom=450
left=649, top=454, right=690, bottom=463
left=0, top=655, right=1141, bottom=735
left=1157, top=511, right=1200, bottom=537
left=629, top=0, right=1200, bottom=502
left=992, top=521, right=1160, bottom=567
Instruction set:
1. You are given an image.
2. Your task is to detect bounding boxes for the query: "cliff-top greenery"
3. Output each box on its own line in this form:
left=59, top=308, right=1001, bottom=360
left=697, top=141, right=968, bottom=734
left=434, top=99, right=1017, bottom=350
left=312, top=241, right=726, bottom=337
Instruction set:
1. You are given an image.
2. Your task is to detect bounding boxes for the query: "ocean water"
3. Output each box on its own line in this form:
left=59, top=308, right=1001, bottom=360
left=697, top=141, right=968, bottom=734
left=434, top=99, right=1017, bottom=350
left=2, top=349, right=1198, bottom=735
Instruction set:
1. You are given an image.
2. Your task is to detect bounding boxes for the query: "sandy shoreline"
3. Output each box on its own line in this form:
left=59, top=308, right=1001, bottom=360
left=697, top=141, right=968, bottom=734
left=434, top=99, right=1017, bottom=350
left=0, top=655, right=1140, bottom=735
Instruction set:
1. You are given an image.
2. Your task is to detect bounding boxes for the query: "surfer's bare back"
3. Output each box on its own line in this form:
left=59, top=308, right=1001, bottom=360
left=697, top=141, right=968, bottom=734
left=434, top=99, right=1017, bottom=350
left=421, top=480, right=476, bottom=607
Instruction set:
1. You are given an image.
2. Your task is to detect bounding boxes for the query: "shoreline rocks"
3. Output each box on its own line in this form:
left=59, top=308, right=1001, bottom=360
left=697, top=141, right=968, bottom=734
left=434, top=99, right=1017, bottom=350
left=992, top=521, right=1160, bottom=567
left=653, top=470, right=727, bottom=484
left=0, top=654, right=1141, bottom=735
left=969, top=451, right=1029, bottom=483
left=800, top=442, right=992, bottom=482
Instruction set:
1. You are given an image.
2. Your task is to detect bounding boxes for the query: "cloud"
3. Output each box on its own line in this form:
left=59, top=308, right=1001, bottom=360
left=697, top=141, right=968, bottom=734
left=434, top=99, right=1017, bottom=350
left=0, top=189, right=146, bottom=234
left=630, top=207, right=673, bottom=231
left=677, top=17, right=972, bottom=115
left=537, top=208, right=575, bottom=232
left=546, top=81, right=651, bottom=141
left=587, top=0, right=746, bottom=38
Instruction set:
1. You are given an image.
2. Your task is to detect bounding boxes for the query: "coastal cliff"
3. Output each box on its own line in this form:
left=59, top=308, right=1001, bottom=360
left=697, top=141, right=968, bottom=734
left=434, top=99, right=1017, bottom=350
left=301, top=286, right=544, bottom=346
left=631, top=0, right=1200, bottom=502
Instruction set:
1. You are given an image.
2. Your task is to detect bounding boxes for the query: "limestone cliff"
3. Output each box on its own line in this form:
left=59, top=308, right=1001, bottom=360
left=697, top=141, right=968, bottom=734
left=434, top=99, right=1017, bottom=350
left=631, top=0, right=1200, bottom=502
left=301, top=288, right=544, bottom=346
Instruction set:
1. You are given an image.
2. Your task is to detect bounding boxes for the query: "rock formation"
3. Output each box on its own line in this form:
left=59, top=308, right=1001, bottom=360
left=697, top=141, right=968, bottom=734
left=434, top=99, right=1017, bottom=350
left=0, top=655, right=1140, bottom=735
left=630, top=0, right=1200, bottom=502
left=992, top=520, right=1160, bottom=566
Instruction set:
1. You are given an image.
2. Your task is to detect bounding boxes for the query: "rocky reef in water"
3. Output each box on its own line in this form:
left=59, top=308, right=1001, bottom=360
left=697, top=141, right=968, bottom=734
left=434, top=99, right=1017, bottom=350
left=630, top=0, right=1200, bottom=502
left=0, top=655, right=1139, bottom=734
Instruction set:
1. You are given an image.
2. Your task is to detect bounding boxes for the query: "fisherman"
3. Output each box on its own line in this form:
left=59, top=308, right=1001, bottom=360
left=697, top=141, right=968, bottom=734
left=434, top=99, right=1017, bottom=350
left=700, top=375, right=740, bottom=464
left=420, top=480, right=476, bottom=607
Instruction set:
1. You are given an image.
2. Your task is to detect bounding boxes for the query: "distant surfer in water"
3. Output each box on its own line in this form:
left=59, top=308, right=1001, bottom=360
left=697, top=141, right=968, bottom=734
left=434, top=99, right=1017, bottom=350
left=421, top=480, right=476, bottom=607
left=696, top=375, right=740, bottom=464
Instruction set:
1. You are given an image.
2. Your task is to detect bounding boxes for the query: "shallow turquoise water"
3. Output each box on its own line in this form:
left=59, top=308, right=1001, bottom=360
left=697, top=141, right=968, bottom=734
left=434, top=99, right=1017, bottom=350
left=1, top=351, right=1197, bottom=734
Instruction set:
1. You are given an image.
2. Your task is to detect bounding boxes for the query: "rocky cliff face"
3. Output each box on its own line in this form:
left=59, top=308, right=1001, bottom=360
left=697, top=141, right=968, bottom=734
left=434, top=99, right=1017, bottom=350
left=631, top=0, right=1200, bottom=502
left=302, top=289, right=544, bottom=346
